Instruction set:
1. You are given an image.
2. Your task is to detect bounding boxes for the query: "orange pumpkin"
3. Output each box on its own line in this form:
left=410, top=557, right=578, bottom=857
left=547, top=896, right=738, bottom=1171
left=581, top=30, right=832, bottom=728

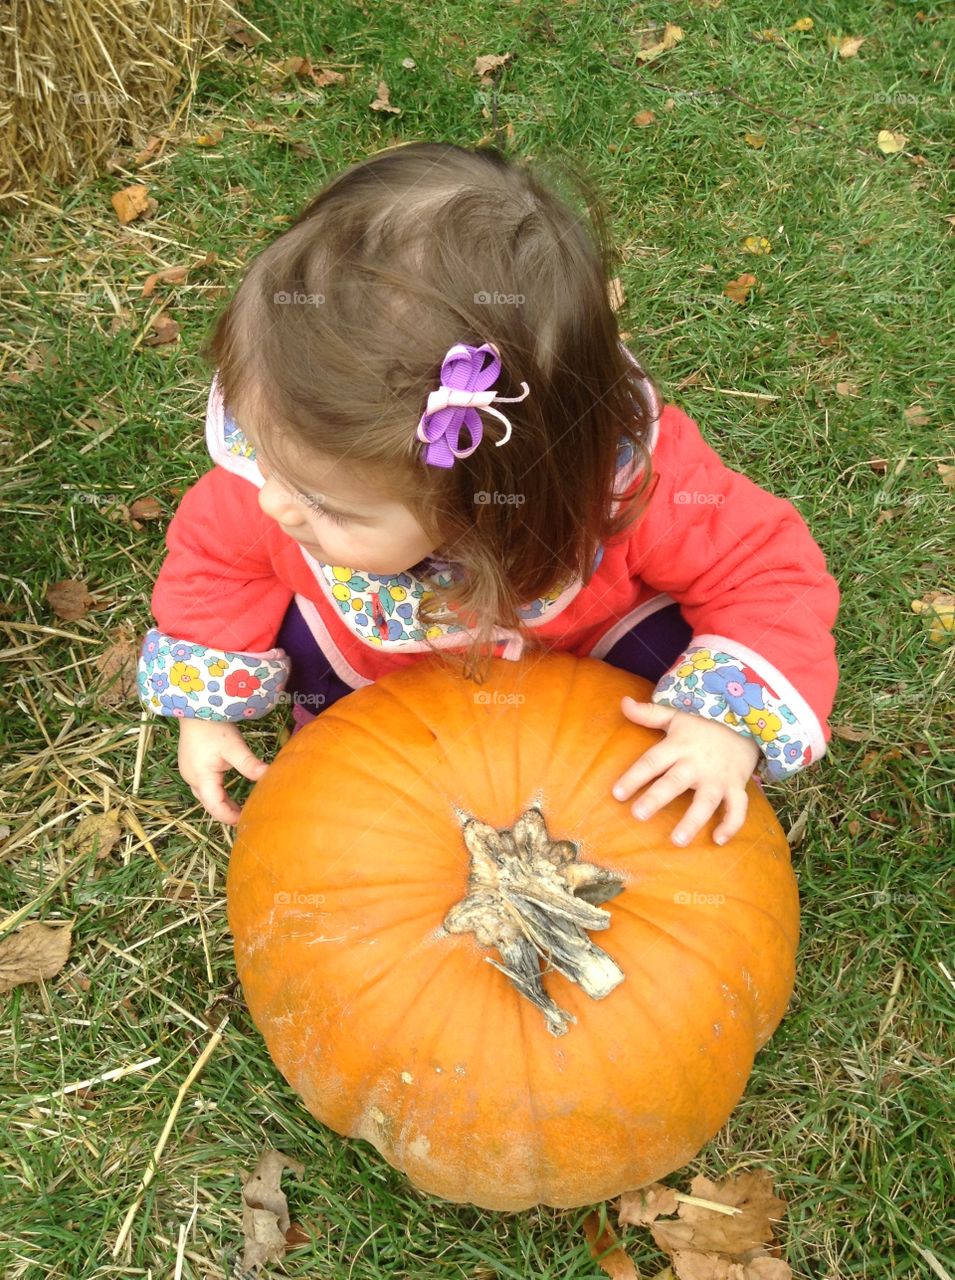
left=228, top=651, right=798, bottom=1211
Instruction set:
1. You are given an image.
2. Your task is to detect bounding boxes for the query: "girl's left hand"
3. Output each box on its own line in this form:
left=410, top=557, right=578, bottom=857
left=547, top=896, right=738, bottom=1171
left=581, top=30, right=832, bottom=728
left=612, top=697, right=762, bottom=847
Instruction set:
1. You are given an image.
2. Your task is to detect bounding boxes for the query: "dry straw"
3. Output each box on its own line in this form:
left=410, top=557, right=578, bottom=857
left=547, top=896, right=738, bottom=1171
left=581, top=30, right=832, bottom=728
left=0, top=0, right=250, bottom=208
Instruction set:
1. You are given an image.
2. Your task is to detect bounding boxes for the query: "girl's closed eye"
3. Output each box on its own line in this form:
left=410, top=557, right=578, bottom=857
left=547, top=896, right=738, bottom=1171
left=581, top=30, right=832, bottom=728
left=298, top=492, right=351, bottom=526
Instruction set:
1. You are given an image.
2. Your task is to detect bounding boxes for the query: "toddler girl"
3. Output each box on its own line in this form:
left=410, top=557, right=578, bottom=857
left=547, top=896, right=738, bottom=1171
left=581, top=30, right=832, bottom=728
left=137, top=141, right=840, bottom=847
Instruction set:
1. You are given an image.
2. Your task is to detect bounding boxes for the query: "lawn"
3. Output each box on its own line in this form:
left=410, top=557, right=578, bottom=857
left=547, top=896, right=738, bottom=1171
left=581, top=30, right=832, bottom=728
left=1, top=0, right=952, bottom=1277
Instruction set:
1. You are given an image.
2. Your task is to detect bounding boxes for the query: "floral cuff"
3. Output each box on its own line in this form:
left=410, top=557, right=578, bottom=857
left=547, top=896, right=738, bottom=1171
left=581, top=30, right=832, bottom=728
left=137, top=627, right=291, bottom=721
left=651, top=639, right=827, bottom=782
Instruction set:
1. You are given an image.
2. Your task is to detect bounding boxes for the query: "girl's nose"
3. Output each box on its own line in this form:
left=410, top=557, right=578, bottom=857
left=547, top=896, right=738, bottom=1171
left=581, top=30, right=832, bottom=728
left=258, top=474, right=301, bottom=524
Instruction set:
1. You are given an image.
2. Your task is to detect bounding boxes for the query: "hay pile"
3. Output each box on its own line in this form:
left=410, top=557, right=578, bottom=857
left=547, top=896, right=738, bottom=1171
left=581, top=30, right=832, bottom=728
left=1, top=0, right=247, bottom=209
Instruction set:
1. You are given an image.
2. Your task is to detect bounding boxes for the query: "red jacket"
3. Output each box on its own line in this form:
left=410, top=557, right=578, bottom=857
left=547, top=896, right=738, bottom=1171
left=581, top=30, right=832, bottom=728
left=137, top=362, right=840, bottom=782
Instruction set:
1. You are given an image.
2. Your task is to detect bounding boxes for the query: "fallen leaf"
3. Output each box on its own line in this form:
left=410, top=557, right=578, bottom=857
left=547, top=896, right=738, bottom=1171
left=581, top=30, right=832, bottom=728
left=369, top=79, right=401, bottom=114
left=401, top=57, right=416, bottom=70
left=877, top=130, right=907, bottom=155
left=672, top=1252, right=791, bottom=1278
left=723, top=273, right=757, bottom=304
left=474, top=52, right=513, bottom=84
left=143, top=313, right=180, bottom=346
left=97, top=629, right=139, bottom=706
left=867, top=457, right=888, bottom=474
left=225, top=20, right=264, bottom=47
left=131, top=135, right=164, bottom=166
left=830, top=723, right=871, bottom=742
left=937, top=463, right=955, bottom=488
left=129, top=496, right=164, bottom=520
left=911, top=592, right=954, bottom=644
left=636, top=23, right=685, bottom=63
left=651, top=1170, right=787, bottom=1258
left=46, top=580, right=94, bottom=621
left=817, top=332, right=840, bottom=347
left=0, top=922, right=73, bottom=995
left=69, top=811, right=123, bottom=859
left=140, top=266, right=189, bottom=299
left=754, top=29, right=781, bottom=44
left=903, top=404, right=929, bottom=426
left=744, top=133, right=766, bottom=148
left=111, top=184, right=152, bottom=225
left=619, top=1182, right=681, bottom=1226
left=633, top=110, right=656, bottom=127
left=583, top=1211, right=639, bottom=1278
left=195, top=128, right=223, bottom=146
left=835, top=380, right=859, bottom=397
left=742, top=235, right=772, bottom=255
left=608, top=277, right=626, bottom=311
left=240, top=1148, right=306, bottom=1271
left=835, top=35, right=865, bottom=57
left=313, top=67, right=345, bottom=87
left=789, top=17, right=814, bottom=31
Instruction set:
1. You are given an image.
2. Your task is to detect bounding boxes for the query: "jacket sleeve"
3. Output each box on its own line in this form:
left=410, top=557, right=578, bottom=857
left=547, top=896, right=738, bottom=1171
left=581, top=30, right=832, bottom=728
left=624, top=404, right=840, bottom=782
left=136, top=466, right=293, bottom=721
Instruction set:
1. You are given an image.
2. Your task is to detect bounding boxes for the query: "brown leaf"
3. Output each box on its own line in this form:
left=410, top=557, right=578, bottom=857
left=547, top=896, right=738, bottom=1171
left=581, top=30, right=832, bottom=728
left=131, top=135, right=164, bottom=166
left=584, top=1212, right=639, bottom=1279
left=195, top=128, right=224, bottom=147
left=97, top=630, right=139, bottom=706
left=285, top=1221, right=312, bottom=1247
left=313, top=67, right=345, bottom=87
left=111, top=184, right=152, bottom=224
left=903, top=403, right=929, bottom=426
left=69, top=810, right=123, bottom=859
left=369, top=79, right=401, bottom=114
left=673, top=1252, right=791, bottom=1279
left=830, top=723, right=871, bottom=742
left=651, top=1171, right=787, bottom=1258
left=225, top=20, right=264, bottom=47
left=240, top=1148, right=306, bottom=1271
left=619, top=1182, right=681, bottom=1226
left=723, top=273, right=757, bottom=304
left=937, top=463, right=955, bottom=488
left=836, top=35, right=865, bottom=58
left=835, top=380, right=859, bottom=397
left=46, top=579, right=94, bottom=621
left=129, top=496, right=164, bottom=520
left=0, top=922, right=73, bottom=995
left=636, top=23, right=685, bottom=63
left=633, top=110, right=656, bottom=127
left=143, top=313, right=180, bottom=346
left=877, top=130, right=907, bottom=155
left=140, top=266, right=189, bottom=299
left=474, top=52, right=513, bottom=84
left=744, top=133, right=766, bottom=148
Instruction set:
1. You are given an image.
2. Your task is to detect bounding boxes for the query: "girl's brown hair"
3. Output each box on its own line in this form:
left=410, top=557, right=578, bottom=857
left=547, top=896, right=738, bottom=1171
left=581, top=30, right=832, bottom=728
left=200, top=141, right=657, bottom=683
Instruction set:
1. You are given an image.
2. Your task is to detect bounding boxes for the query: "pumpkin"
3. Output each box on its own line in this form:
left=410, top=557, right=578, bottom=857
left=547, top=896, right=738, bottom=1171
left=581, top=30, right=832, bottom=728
left=228, top=651, right=799, bottom=1211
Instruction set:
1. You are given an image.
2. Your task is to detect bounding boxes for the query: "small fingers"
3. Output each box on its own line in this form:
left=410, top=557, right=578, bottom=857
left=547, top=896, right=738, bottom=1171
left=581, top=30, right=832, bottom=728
left=188, top=777, right=241, bottom=825
left=612, top=745, right=678, bottom=803
left=627, top=764, right=700, bottom=822
left=223, top=742, right=269, bottom=784
left=712, top=789, right=749, bottom=846
left=670, top=788, right=726, bottom=846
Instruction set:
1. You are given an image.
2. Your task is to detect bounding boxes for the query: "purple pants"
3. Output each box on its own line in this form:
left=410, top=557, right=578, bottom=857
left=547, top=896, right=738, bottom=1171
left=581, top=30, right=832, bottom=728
left=276, top=599, right=694, bottom=732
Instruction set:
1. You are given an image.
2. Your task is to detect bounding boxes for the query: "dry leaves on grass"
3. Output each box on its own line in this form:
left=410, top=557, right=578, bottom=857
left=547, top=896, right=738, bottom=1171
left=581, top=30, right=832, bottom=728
left=239, top=1147, right=307, bottom=1270
left=723, top=274, right=757, bottom=304
left=743, top=133, right=766, bottom=149
left=911, top=592, right=954, bottom=644
left=474, top=52, right=513, bottom=84
left=742, top=236, right=771, bottom=255
left=831, top=35, right=865, bottom=58
left=583, top=1212, right=639, bottom=1278
left=143, top=313, right=180, bottom=346
left=877, top=130, right=907, bottom=155
left=111, top=184, right=157, bottom=224
left=46, top=579, right=95, bottom=621
left=369, top=80, right=401, bottom=114
left=68, top=810, right=123, bottom=859
left=617, top=1170, right=790, bottom=1279
left=0, top=922, right=73, bottom=995
left=636, top=23, right=685, bottom=63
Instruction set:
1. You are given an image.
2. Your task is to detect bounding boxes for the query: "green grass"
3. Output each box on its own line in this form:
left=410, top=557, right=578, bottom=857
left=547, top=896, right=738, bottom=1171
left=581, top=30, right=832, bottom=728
left=2, top=1, right=953, bottom=1276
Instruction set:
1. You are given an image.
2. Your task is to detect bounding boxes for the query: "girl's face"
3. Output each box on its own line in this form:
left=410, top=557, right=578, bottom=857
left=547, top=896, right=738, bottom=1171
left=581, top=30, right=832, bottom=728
left=248, top=428, right=441, bottom=575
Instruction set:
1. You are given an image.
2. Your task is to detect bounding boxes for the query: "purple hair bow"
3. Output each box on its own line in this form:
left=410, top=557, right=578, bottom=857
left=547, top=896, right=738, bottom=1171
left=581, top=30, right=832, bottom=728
left=416, top=342, right=530, bottom=469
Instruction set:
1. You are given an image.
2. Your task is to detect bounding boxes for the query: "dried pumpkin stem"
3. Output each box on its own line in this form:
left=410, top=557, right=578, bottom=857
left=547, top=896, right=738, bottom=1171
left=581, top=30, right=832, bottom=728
left=442, top=806, right=625, bottom=1036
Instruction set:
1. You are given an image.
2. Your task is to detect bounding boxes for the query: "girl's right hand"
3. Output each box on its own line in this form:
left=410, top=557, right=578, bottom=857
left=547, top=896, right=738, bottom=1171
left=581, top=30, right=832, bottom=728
left=177, top=718, right=269, bottom=824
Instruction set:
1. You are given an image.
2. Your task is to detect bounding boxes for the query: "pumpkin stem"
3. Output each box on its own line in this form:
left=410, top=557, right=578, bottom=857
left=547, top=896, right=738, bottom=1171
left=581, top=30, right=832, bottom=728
left=441, top=806, right=625, bottom=1036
